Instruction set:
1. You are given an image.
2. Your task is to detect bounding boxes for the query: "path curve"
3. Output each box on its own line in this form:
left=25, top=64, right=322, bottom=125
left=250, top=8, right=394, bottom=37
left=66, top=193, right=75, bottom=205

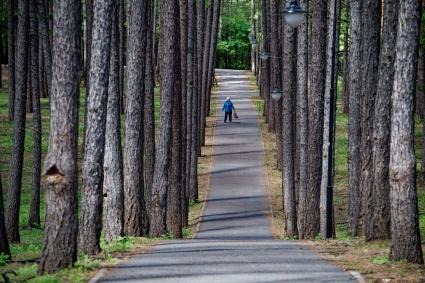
left=97, top=69, right=356, bottom=283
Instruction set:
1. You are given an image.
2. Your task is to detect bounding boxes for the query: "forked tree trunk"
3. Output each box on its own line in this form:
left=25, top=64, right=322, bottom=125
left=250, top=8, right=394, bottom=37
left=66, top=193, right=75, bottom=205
left=28, top=0, right=42, bottom=228
left=103, top=0, right=124, bottom=244
left=39, top=0, right=80, bottom=273
left=347, top=0, right=362, bottom=236
left=6, top=0, right=29, bottom=244
left=150, top=0, right=178, bottom=237
left=124, top=0, right=148, bottom=236
left=368, top=0, right=399, bottom=241
left=389, top=0, right=423, bottom=264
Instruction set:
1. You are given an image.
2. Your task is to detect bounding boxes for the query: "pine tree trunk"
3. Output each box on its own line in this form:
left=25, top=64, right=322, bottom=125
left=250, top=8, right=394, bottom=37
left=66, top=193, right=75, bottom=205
left=103, top=0, right=124, bottom=244
left=150, top=0, right=178, bottom=237
left=389, top=0, right=423, bottom=264
left=39, top=0, right=80, bottom=273
left=342, top=0, right=350, bottom=114
left=7, top=0, right=15, bottom=121
left=144, top=0, right=156, bottom=216
left=368, top=0, right=398, bottom=241
left=359, top=0, right=381, bottom=238
left=266, top=1, right=274, bottom=132
left=304, top=0, right=327, bottom=239
left=347, top=0, right=362, bottom=236
left=36, top=0, right=52, bottom=98
left=296, top=0, right=309, bottom=242
left=124, top=0, right=148, bottom=237
left=6, top=0, right=29, bottom=244
left=260, top=0, right=270, bottom=123
left=200, top=1, right=213, bottom=147
left=28, top=0, right=41, bottom=228
left=119, top=0, right=126, bottom=114
left=0, top=174, right=10, bottom=258
left=281, top=5, right=297, bottom=236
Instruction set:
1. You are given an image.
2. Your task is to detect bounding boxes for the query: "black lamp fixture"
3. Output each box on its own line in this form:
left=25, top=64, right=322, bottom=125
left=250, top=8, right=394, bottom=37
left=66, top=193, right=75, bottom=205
left=271, top=87, right=282, bottom=101
left=283, top=0, right=307, bottom=28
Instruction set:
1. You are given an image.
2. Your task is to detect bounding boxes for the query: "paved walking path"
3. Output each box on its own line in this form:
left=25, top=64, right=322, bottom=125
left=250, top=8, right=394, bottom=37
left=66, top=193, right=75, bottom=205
left=97, top=69, right=356, bottom=283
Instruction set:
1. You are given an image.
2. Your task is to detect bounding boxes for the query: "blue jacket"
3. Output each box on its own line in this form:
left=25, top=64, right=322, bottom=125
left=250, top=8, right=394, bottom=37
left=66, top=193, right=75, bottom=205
left=222, top=101, right=235, bottom=112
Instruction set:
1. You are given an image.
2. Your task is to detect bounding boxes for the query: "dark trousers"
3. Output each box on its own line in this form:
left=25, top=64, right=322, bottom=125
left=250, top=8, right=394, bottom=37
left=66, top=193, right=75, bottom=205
left=224, top=111, right=232, bottom=122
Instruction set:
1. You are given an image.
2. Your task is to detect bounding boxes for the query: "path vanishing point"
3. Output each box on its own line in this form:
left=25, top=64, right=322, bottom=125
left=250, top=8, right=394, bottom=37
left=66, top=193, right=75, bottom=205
left=96, top=69, right=357, bottom=283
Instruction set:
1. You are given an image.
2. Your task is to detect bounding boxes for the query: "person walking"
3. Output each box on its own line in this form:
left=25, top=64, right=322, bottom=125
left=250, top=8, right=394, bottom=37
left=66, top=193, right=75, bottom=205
left=222, top=97, right=236, bottom=123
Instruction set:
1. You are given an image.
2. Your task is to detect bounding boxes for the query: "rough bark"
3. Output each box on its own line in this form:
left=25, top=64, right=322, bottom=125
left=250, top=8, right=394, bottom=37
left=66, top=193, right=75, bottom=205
left=144, top=0, right=155, bottom=216
left=342, top=0, right=350, bottom=114
left=296, top=0, right=309, bottom=242
left=119, top=0, right=126, bottom=114
left=260, top=0, right=270, bottom=123
left=281, top=7, right=297, bottom=237
left=79, top=0, right=113, bottom=255
left=359, top=0, right=381, bottom=238
left=304, top=0, right=327, bottom=239
left=320, top=0, right=340, bottom=239
left=0, top=174, right=10, bottom=258
left=368, top=0, right=399, bottom=241
left=150, top=0, right=178, bottom=237
left=347, top=0, right=362, bottom=236
left=266, top=0, right=274, bottom=132
left=6, top=0, right=29, bottom=244
left=7, top=0, right=15, bottom=120
left=124, top=0, right=148, bottom=236
left=38, top=0, right=80, bottom=273
left=200, top=1, right=213, bottom=147
left=103, top=0, right=124, bottom=244
left=389, top=0, right=423, bottom=264
left=28, top=0, right=42, bottom=228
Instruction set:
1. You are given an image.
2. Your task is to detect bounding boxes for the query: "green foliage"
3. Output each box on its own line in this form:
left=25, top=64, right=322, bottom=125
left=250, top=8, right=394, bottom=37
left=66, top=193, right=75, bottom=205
left=0, top=253, right=9, bottom=266
left=101, top=236, right=135, bottom=254
left=372, top=255, right=390, bottom=265
left=217, top=0, right=252, bottom=70
left=75, top=255, right=102, bottom=270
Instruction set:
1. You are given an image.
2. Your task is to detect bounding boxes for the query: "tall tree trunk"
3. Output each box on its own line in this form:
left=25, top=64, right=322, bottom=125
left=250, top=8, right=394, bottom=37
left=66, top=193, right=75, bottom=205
left=320, top=0, right=340, bottom=239
left=39, top=0, right=80, bottom=273
left=196, top=0, right=205, bottom=150
left=205, top=0, right=220, bottom=117
left=124, top=0, right=148, bottom=236
left=389, top=0, right=423, bottom=264
left=266, top=1, right=274, bottom=132
left=150, top=0, right=178, bottom=237
left=78, top=0, right=113, bottom=255
left=0, top=174, right=10, bottom=259
left=36, top=0, right=52, bottom=98
left=347, top=0, right=362, bottom=236
left=281, top=3, right=297, bottom=237
left=119, top=0, right=126, bottom=114
left=6, top=0, right=29, bottom=244
left=304, top=0, right=327, bottom=239
left=359, top=0, right=381, bottom=238
left=296, top=0, right=309, bottom=243
left=260, top=0, right=270, bottom=123
left=368, top=0, right=398, bottom=241
left=144, top=0, right=155, bottom=219
left=250, top=0, right=256, bottom=73
left=200, top=1, right=213, bottom=147
left=103, top=0, right=124, bottom=244
left=168, top=1, right=183, bottom=237
left=28, top=0, right=41, bottom=228
left=342, top=0, right=350, bottom=114
left=7, top=0, right=15, bottom=120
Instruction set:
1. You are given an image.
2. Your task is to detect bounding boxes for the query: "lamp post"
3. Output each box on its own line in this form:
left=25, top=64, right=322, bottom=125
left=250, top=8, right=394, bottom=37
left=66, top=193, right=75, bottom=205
left=283, top=0, right=307, bottom=28
left=260, top=51, right=270, bottom=61
left=271, top=87, right=282, bottom=101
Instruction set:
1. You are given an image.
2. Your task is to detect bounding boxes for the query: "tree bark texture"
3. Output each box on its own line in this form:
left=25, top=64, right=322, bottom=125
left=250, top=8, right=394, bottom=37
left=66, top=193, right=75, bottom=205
left=79, top=0, right=113, bottom=255
left=260, top=0, right=270, bottom=123
left=28, top=0, right=42, bottom=228
left=281, top=11, right=297, bottom=237
left=389, top=0, right=423, bottom=264
left=6, top=0, right=29, bottom=244
left=304, top=0, right=327, bottom=239
left=7, top=0, right=15, bottom=120
left=368, top=0, right=399, bottom=241
left=119, top=0, right=126, bottom=113
left=359, top=0, right=381, bottom=238
left=342, top=0, right=350, bottom=114
left=103, top=0, right=124, bottom=244
left=347, top=0, right=362, bottom=236
left=124, top=0, right=148, bottom=236
left=39, top=0, right=80, bottom=273
left=0, top=174, right=10, bottom=258
left=150, top=0, right=178, bottom=237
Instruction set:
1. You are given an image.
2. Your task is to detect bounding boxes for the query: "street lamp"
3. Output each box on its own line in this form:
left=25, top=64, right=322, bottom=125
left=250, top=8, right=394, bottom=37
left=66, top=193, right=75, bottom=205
left=283, top=0, right=307, bottom=28
left=271, top=87, right=282, bottom=101
left=260, top=51, right=270, bottom=61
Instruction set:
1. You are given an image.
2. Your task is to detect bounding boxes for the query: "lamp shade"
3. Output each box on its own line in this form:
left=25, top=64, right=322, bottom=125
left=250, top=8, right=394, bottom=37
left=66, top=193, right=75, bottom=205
left=271, top=88, right=282, bottom=101
left=283, top=0, right=306, bottom=28
left=260, top=51, right=270, bottom=61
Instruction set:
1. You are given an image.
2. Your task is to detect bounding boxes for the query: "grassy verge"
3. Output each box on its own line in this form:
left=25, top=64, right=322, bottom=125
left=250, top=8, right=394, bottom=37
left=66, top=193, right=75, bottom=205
left=0, top=77, right=214, bottom=281
left=248, top=74, right=425, bottom=282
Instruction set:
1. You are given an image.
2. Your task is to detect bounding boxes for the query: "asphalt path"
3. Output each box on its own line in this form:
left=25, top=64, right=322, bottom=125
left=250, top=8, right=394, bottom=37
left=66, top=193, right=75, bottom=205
left=96, top=69, right=357, bottom=283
